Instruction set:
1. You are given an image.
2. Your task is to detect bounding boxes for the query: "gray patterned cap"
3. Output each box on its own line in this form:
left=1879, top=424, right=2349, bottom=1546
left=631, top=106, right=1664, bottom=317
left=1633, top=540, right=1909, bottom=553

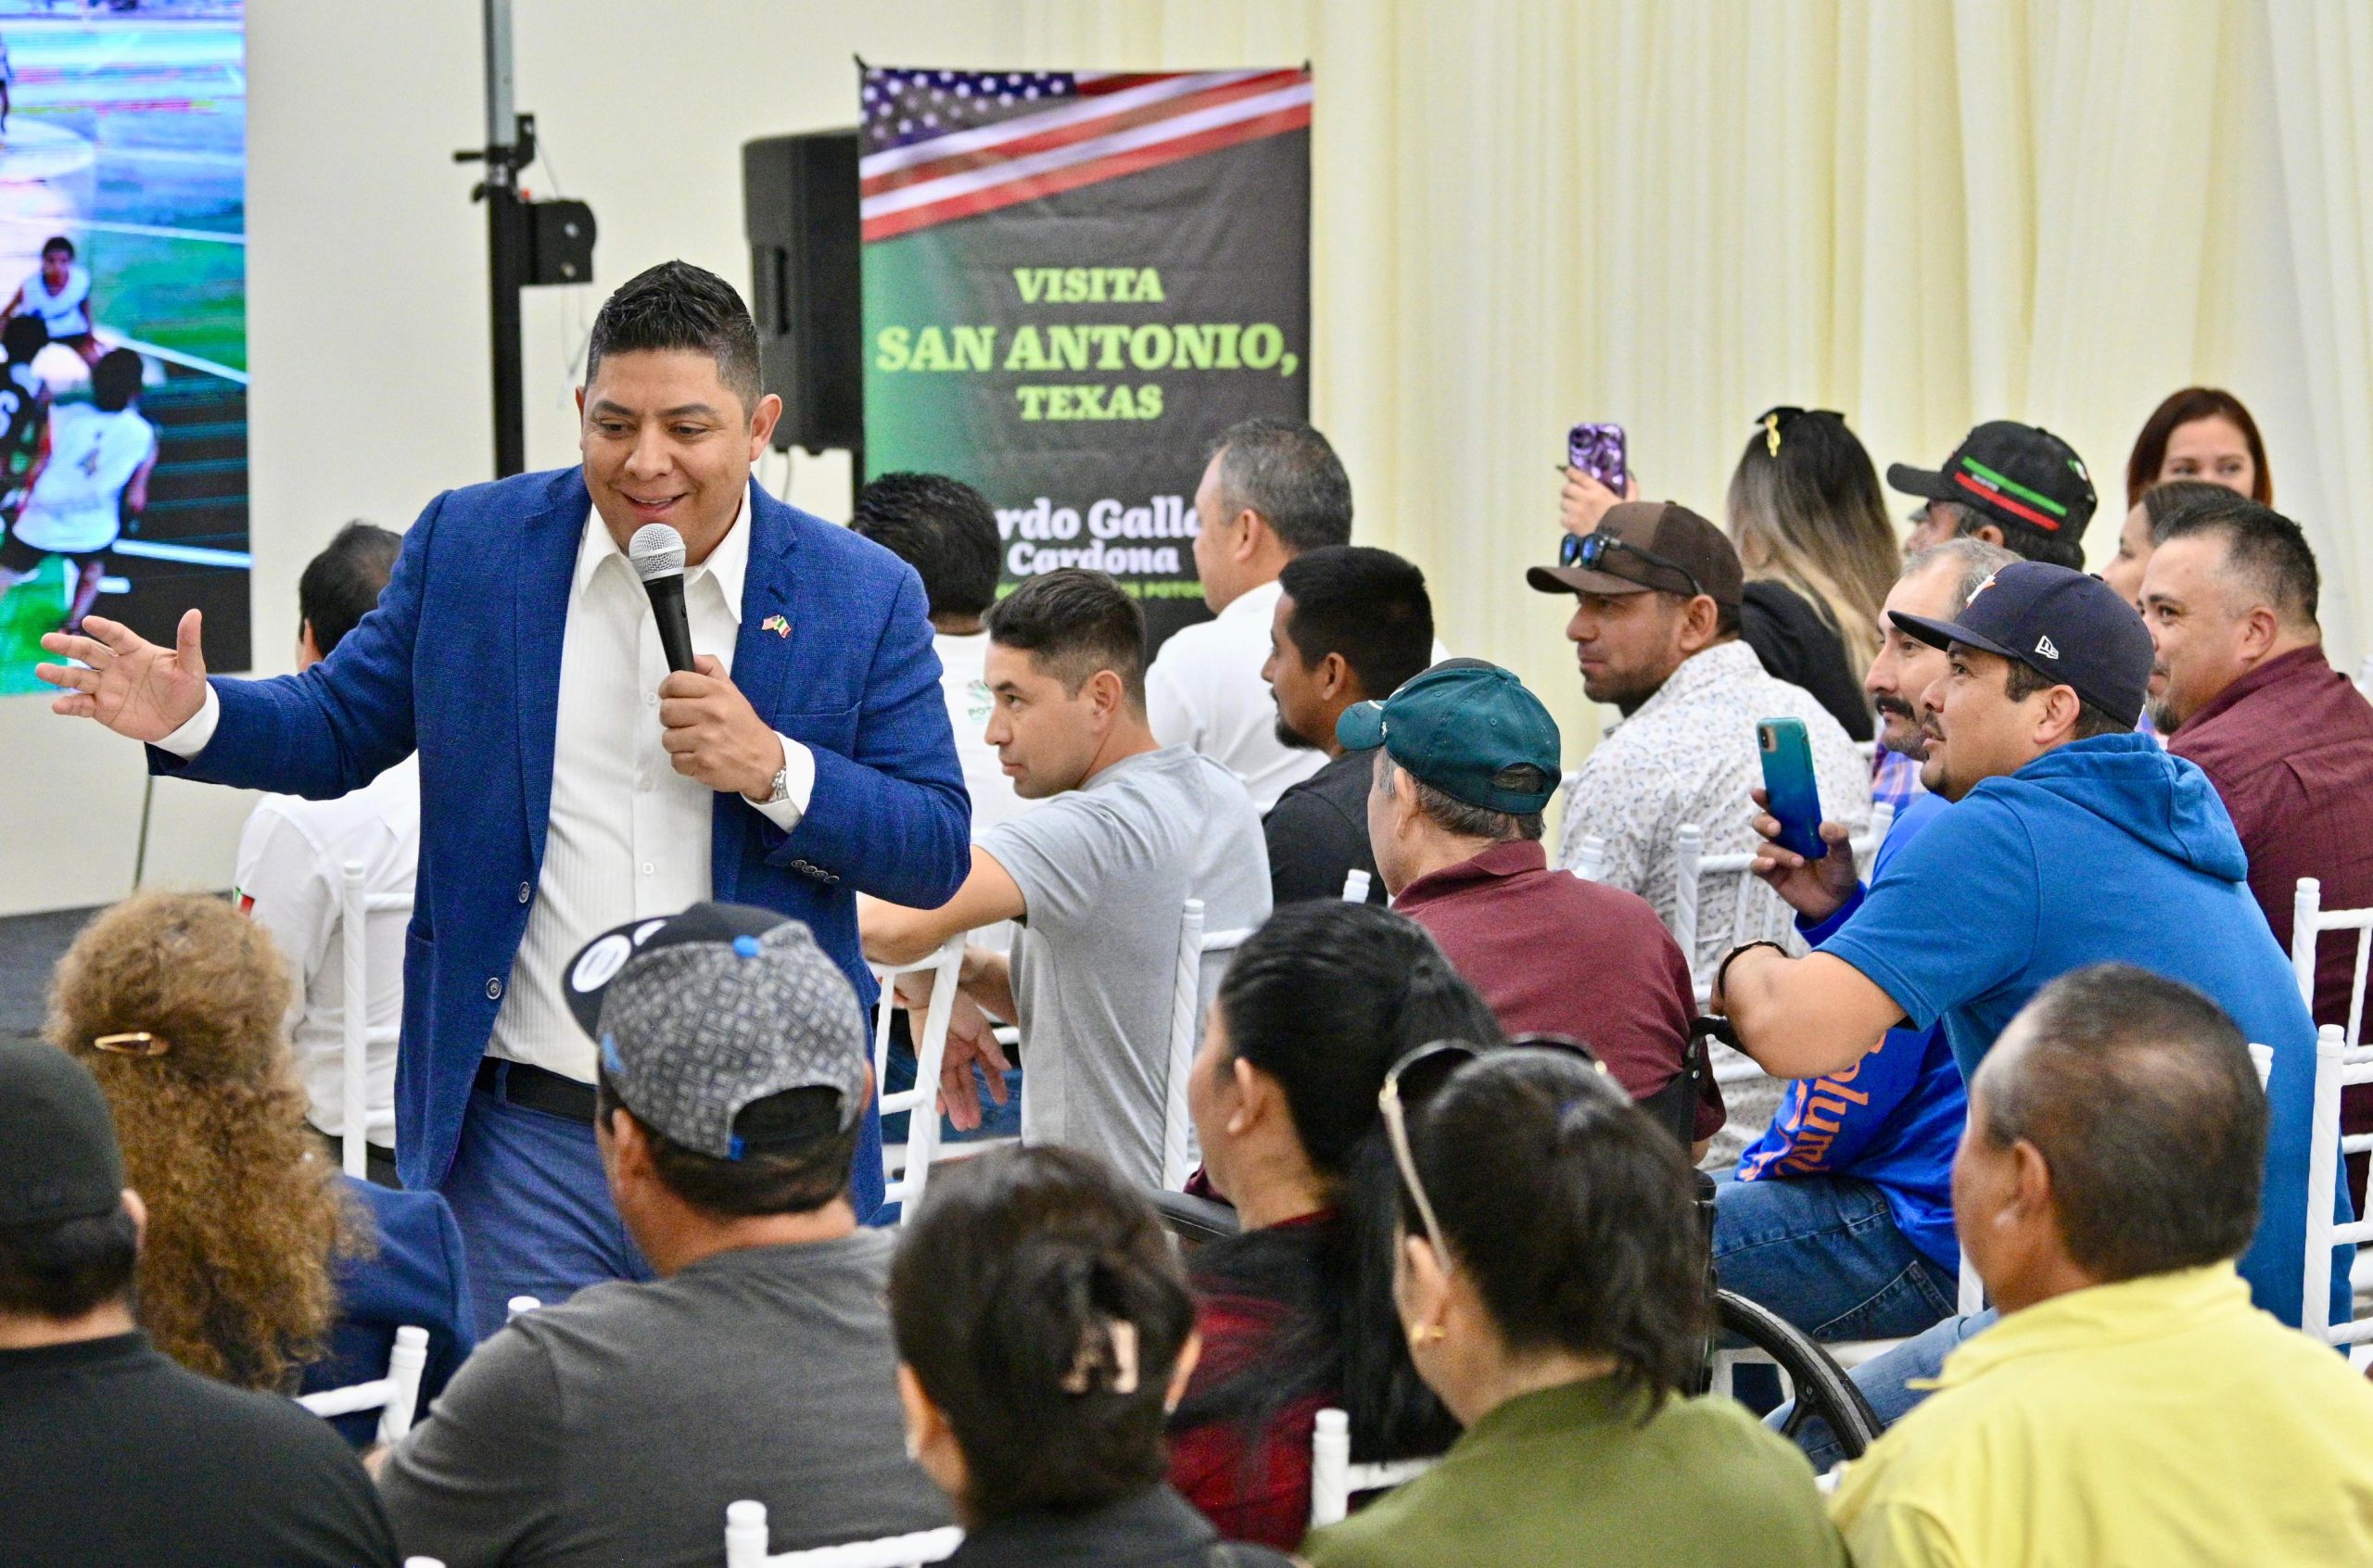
left=563, top=903, right=869, bottom=1159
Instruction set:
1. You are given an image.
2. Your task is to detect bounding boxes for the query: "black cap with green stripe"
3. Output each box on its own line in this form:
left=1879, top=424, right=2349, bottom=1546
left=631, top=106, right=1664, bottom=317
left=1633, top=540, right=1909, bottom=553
left=1888, top=420, right=2097, bottom=545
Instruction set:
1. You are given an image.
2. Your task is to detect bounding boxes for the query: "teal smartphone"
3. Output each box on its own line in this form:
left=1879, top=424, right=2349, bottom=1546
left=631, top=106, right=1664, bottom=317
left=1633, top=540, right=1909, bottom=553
left=1758, top=717, right=1827, bottom=860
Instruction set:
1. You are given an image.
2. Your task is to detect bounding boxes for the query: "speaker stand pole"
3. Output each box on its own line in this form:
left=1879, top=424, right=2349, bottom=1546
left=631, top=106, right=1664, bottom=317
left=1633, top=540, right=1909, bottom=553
left=463, top=0, right=528, bottom=478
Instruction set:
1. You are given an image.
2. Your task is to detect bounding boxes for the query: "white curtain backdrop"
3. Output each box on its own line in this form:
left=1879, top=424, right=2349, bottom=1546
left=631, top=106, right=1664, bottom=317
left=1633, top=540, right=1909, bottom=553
left=1009, top=0, right=2368, bottom=761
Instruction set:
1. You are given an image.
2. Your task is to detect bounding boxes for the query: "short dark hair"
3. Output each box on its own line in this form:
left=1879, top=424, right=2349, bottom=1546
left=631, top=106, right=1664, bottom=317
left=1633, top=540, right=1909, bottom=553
left=1934, top=496, right=2086, bottom=572
left=0, top=1207, right=137, bottom=1320
left=1208, top=418, right=1353, bottom=554
left=984, top=567, right=1146, bottom=705
left=1999, top=653, right=2129, bottom=740
left=586, top=260, right=764, bottom=413
left=891, top=1146, right=1195, bottom=1519
left=1275, top=546, right=1433, bottom=702
left=1374, top=748, right=1545, bottom=844
left=298, top=522, right=402, bottom=658
left=851, top=472, right=1002, bottom=620
left=2154, top=494, right=2321, bottom=628
left=594, top=1068, right=858, bottom=1219
left=1979, top=964, right=2265, bottom=1281
left=1401, top=1051, right=1705, bottom=1409
left=40, top=235, right=72, bottom=260
left=3, top=313, right=47, bottom=364
left=90, top=348, right=142, bottom=413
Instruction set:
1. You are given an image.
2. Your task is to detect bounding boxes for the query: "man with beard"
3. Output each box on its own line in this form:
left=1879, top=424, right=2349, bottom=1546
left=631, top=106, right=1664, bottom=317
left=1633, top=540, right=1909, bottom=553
left=1717, top=540, right=2011, bottom=1347
left=1258, top=545, right=1436, bottom=905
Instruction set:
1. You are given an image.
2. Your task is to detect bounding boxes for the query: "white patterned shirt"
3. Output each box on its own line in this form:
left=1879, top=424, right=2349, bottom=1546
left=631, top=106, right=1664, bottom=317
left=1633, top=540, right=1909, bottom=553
left=1556, top=639, right=1872, bottom=978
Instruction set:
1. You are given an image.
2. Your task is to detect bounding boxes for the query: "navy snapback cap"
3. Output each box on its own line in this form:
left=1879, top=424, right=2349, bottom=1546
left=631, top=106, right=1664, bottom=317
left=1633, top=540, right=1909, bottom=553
left=1890, top=560, right=2153, bottom=729
left=1337, top=658, right=1562, bottom=815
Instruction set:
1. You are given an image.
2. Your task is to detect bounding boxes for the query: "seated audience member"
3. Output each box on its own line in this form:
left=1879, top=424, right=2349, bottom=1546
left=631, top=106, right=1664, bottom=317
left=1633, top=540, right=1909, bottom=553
left=891, top=1145, right=1297, bottom=1568
left=47, top=891, right=473, bottom=1435
left=2144, top=496, right=2373, bottom=1198
left=2124, top=386, right=2274, bottom=510
left=1529, top=500, right=1866, bottom=1157
left=1721, top=540, right=2012, bottom=1345
left=1893, top=420, right=2096, bottom=571
left=1723, top=407, right=1901, bottom=742
left=860, top=568, right=1270, bottom=1187
left=1304, top=1046, right=1846, bottom=1568
left=0, top=1039, right=399, bottom=1568
left=1169, top=902, right=1487, bottom=1545
left=1149, top=417, right=1354, bottom=809
left=1832, top=966, right=2373, bottom=1566
left=850, top=471, right=1031, bottom=844
left=1260, top=544, right=1435, bottom=905
left=1717, top=562, right=2342, bottom=1444
left=2100, top=477, right=2228, bottom=609
left=378, top=904, right=949, bottom=1565
left=1358, top=659, right=1719, bottom=1146
left=233, top=520, right=412, bottom=1186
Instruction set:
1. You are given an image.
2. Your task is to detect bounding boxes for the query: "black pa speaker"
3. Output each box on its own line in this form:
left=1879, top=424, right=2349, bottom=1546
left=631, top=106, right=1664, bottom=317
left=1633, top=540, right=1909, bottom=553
left=743, top=130, right=862, bottom=457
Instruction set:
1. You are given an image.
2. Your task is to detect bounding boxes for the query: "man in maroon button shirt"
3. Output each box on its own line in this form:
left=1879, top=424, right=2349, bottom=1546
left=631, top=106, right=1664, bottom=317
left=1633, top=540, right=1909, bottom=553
left=1344, top=658, right=1721, bottom=1152
left=2145, top=496, right=2373, bottom=1194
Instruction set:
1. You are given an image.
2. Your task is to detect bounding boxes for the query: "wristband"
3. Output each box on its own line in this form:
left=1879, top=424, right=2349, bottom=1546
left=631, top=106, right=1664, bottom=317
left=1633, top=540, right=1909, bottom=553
left=1713, top=941, right=1787, bottom=1005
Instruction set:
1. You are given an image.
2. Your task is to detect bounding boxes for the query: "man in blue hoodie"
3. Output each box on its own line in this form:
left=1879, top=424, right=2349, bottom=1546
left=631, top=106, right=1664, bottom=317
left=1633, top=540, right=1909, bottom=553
left=1716, top=561, right=2348, bottom=1438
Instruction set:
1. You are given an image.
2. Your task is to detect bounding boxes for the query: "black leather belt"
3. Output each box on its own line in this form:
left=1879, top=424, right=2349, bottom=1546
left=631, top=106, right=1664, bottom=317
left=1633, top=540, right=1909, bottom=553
left=476, top=1057, right=598, bottom=1124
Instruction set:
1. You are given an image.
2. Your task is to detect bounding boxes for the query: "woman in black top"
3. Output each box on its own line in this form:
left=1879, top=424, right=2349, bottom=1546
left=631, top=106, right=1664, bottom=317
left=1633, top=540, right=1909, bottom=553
left=1724, top=408, right=1901, bottom=741
left=891, top=1145, right=1295, bottom=1568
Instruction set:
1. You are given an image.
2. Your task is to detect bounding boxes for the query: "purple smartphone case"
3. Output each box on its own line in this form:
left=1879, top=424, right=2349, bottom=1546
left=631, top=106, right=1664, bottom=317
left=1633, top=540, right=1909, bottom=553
left=1567, top=422, right=1628, bottom=495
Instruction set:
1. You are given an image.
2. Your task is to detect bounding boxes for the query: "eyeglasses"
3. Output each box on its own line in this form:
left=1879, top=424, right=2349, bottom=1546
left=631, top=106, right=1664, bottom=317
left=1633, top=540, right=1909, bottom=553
left=1377, top=1035, right=1608, bottom=1273
left=1557, top=528, right=1707, bottom=600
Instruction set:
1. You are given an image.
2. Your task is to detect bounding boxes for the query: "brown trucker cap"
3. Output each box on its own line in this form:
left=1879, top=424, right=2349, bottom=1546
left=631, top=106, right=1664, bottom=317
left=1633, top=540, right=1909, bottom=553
left=1528, top=500, right=1745, bottom=607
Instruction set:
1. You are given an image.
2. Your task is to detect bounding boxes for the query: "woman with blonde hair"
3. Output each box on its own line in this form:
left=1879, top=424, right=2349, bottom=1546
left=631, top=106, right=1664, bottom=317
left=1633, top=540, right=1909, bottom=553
left=1725, top=407, right=1902, bottom=742
left=48, top=891, right=472, bottom=1429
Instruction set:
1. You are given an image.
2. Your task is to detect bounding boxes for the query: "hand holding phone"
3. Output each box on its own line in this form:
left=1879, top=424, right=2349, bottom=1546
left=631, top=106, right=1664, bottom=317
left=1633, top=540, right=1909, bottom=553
left=1559, top=424, right=1632, bottom=564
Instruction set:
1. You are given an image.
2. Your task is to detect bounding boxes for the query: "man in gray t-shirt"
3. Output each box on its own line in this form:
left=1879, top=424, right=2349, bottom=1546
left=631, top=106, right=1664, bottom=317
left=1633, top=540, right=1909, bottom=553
left=377, top=904, right=947, bottom=1567
left=862, top=569, right=1270, bottom=1187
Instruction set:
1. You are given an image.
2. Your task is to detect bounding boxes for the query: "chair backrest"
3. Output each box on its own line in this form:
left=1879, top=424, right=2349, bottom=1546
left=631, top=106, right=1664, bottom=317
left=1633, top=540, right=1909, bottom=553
left=724, top=1501, right=963, bottom=1568
left=338, top=859, right=414, bottom=1178
left=1669, top=802, right=1893, bottom=1006
left=1571, top=834, right=1608, bottom=883
left=1340, top=867, right=1373, bottom=903
left=1164, top=899, right=1254, bottom=1190
left=1309, top=1408, right=1438, bottom=1528
left=2292, top=877, right=2373, bottom=1049
left=295, top=1323, right=429, bottom=1444
left=2303, top=1024, right=2373, bottom=1346
left=869, top=939, right=969, bottom=1219
left=506, top=1295, right=540, bottom=1322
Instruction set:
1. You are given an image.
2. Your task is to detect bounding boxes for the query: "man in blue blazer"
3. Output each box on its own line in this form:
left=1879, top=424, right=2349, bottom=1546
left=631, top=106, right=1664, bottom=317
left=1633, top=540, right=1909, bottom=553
left=39, top=262, right=969, bottom=1334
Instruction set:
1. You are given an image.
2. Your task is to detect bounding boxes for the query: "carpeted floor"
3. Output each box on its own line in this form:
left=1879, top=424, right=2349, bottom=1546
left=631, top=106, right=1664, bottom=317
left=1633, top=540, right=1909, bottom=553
left=0, top=904, right=101, bottom=1044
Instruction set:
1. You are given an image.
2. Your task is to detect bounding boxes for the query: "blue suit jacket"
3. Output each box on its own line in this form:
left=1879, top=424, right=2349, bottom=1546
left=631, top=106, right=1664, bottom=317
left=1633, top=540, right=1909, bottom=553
left=155, top=468, right=970, bottom=1210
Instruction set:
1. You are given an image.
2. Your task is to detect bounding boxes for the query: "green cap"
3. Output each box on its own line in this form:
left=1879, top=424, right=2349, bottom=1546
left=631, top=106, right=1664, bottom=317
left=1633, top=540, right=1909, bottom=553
left=1337, top=659, right=1562, bottom=815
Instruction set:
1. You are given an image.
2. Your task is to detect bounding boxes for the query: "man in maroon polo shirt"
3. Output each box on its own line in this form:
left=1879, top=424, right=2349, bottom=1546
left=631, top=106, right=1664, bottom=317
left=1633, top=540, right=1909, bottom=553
left=2144, top=496, right=2373, bottom=1193
left=1345, top=658, right=1721, bottom=1150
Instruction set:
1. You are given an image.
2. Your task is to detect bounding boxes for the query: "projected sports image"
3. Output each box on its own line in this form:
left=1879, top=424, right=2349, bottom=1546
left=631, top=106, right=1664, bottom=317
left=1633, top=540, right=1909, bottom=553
left=0, top=0, right=246, bottom=694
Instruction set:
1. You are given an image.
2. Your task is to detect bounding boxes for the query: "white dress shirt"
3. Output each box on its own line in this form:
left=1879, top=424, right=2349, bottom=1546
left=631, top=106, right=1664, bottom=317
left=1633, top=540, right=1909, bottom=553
left=161, top=492, right=815, bottom=1081
left=1145, top=579, right=1324, bottom=813
left=232, top=754, right=419, bottom=1143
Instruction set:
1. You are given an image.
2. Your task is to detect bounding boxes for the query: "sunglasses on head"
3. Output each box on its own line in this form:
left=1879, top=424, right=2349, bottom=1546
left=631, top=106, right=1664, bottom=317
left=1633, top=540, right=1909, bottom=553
left=1556, top=529, right=1708, bottom=598
left=1377, top=1035, right=1607, bottom=1273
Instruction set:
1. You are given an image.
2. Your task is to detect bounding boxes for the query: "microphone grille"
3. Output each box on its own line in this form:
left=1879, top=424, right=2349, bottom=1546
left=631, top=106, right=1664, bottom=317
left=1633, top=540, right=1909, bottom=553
left=628, top=523, right=686, bottom=582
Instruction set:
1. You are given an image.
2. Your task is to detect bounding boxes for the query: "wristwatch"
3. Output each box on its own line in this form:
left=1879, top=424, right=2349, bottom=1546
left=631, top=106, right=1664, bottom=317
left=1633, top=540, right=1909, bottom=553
left=765, top=764, right=792, bottom=805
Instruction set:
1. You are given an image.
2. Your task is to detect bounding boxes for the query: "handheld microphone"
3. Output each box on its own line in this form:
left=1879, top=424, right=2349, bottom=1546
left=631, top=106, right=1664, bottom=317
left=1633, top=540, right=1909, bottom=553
left=628, top=523, right=696, bottom=675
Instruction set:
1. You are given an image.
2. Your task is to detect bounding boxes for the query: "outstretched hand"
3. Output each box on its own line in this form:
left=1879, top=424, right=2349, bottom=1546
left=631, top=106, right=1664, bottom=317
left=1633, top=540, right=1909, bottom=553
left=929, top=990, right=1011, bottom=1132
left=36, top=609, right=209, bottom=741
left=1746, top=786, right=1859, bottom=922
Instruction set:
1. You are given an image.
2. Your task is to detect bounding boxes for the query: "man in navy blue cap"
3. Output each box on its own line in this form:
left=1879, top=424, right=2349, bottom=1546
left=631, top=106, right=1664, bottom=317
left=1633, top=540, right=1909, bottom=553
left=1351, top=659, right=1719, bottom=1146
left=1711, top=561, right=2348, bottom=1452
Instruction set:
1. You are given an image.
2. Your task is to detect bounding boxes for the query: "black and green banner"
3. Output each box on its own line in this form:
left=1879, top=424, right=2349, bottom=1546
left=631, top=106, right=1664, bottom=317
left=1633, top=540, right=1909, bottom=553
left=858, top=66, right=1313, bottom=644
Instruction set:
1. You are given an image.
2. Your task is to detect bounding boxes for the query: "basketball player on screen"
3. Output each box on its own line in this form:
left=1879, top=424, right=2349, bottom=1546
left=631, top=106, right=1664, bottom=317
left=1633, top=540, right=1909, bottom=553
left=0, top=348, right=155, bottom=633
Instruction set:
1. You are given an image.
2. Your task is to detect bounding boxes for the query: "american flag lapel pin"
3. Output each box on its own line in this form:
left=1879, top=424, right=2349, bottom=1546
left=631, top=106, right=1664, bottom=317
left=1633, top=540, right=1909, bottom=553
left=761, top=613, right=791, bottom=638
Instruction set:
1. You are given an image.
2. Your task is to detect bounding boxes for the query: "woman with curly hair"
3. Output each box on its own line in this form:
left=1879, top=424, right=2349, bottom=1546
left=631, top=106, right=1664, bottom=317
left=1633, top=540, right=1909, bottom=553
left=47, top=891, right=473, bottom=1430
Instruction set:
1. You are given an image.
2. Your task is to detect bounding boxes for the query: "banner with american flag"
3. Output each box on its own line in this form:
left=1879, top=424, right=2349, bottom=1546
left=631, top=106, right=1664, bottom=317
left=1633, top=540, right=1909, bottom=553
left=859, top=65, right=1311, bottom=648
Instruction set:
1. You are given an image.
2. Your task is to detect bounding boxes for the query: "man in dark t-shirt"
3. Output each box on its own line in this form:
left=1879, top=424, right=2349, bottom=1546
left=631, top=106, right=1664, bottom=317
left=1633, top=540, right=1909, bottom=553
left=0, top=1039, right=396, bottom=1568
left=1260, top=545, right=1436, bottom=904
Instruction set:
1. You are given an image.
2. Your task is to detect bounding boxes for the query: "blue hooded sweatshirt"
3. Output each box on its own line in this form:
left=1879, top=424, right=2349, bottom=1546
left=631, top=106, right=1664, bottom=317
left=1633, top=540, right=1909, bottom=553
left=1821, top=731, right=2349, bottom=1328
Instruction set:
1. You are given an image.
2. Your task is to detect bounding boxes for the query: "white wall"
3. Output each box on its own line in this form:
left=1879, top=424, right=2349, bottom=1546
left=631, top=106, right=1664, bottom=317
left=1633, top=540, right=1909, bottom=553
left=0, top=0, right=1008, bottom=916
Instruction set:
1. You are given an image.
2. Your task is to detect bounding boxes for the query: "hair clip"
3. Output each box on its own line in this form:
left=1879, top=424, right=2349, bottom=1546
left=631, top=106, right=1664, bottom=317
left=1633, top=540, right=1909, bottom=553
left=1059, top=1318, right=1140, bottom=1395
left=92, top=1031, right=169, bottom=1056
left=1764, top=411, right=1783, bottom=458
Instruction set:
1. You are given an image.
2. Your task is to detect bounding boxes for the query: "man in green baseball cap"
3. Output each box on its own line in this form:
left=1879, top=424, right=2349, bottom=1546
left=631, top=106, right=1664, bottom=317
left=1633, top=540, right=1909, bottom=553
left=1345, top=660, right=1721, bottom=1148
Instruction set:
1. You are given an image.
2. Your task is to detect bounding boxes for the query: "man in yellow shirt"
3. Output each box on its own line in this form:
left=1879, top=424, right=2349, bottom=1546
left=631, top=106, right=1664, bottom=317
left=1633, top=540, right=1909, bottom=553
left=1831, top=962, right=2373, bottom=1566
